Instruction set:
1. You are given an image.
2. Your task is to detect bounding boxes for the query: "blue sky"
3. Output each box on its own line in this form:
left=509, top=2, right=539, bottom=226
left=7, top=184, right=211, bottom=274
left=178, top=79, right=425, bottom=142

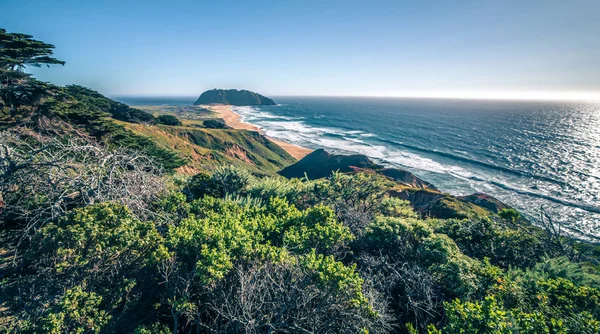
left=1, top=0, right=599, bottom=99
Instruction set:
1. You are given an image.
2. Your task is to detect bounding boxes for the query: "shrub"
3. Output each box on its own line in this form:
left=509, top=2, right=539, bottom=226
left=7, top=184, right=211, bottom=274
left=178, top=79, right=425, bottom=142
left=499, top=208, right=521, bottom=223
left=31, top=203, right=162, bottom=282
left=283, top=205, right=354, bottom=254
left=376, top=196, right=418, bottom=219
left=12, top=203, right=163, bottom=333
left=40, top=286, right=111, bottom=334
left=247, top=176, right=309, bottom=204
left=315, top=172, right=394, bottom=235
left=434, top=217, right=546, bottom=269
left=0, top=130, right=167, bottom=233
left=155, top=114, right=182, bottom=126
left=203, top=118, right=228, bottom=129
left=209, top=261, right=393, bottom=333
left=211, top=165, right=254, bottom=195
left=360, top=216, right=432, bottom=257
left=418, top=234, right=485, bottom=298
left=186, top=166, right=253, bottom=199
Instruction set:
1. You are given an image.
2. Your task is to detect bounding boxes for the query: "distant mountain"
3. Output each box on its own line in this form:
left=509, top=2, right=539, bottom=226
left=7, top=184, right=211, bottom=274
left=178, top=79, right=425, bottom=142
left=194, top=89, right=276, bottom=106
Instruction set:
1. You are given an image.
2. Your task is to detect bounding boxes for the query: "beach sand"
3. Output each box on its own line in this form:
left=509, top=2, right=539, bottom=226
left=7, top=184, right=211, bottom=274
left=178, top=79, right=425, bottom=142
left=204, top=105, right=312, bottom=160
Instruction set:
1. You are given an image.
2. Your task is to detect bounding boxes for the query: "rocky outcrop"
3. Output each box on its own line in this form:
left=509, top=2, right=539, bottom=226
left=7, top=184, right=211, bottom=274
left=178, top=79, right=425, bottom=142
left=279, top=149, right=436, bottom=191
left=279, top=149, right=377, bottom=179
left=194, top=89, right=276, bottom=106
left=391, top=188, right=510, bottom=219
left=377, top=168, right=436, bottom=190
left=458, top=193, right=508, bottom=213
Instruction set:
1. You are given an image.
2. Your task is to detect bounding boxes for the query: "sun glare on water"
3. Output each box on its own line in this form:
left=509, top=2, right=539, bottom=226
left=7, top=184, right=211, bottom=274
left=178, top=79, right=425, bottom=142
left=366, top=90, right=600, bottom=102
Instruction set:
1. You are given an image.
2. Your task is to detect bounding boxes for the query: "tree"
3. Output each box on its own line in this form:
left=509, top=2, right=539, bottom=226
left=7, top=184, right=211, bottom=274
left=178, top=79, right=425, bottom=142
left=0, top=29, right=65, bottom=70
left=0, top=29, right=64, bottom=119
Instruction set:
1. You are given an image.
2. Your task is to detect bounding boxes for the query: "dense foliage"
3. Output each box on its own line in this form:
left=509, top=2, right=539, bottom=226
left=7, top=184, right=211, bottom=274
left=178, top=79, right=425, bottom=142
left=202, top=118, right=228, bottom=129
left=64, top=85, right=155, bottom=123
left=2, top=28, right=600, bottom=334
left=156, top=114, right=182, bottom=126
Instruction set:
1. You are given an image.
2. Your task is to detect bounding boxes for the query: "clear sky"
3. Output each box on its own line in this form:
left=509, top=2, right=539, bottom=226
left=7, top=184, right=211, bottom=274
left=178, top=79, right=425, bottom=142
left=1, top=0, right=599, bottom=99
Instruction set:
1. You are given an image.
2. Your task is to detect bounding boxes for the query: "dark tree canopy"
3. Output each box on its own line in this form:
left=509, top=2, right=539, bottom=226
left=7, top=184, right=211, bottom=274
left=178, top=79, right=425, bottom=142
left=155, top=114, right=182, bottom=126
left=0, top=28, right=65, bottom=117
left=202, top=118, right=228, bottom=129
left=0, top=28, right=65, bottom=70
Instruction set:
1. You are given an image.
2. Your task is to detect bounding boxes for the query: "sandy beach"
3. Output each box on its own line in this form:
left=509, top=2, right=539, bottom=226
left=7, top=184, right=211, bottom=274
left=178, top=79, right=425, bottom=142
left=204, top=105, right=313, bottom=160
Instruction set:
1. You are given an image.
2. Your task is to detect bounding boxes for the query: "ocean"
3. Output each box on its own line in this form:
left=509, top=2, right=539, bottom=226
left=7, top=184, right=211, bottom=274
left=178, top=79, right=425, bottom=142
left=116, top=96, right=600, bottom=239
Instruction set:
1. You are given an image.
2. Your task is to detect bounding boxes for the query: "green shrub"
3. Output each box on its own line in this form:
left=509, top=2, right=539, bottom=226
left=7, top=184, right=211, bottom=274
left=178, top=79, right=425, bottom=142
left=360, top=216, right=432, bottom=256
left=187, top=166, right=253, bottom=199
left=283, top=205, right=354, bottom=254
left=434, top=217, right=546, bottom=269
left=499, top=208, right=521, bottom=223
left=247, top=176, right=309, bottom=204
left=418, top=233, right=486, bottom=298
left=41, top=286, right=111, bottom=334
left=32, top=203, right=162, bottom=278
left=155, top=114, right=182, bottom=126
left=376, top=196, right=418, bottom=219
left=203, top=118, right=228, bottom=129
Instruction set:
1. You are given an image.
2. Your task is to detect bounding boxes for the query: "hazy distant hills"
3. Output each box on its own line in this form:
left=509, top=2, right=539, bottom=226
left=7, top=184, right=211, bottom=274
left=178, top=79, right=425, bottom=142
left=194, top=89, right=276, bottom=106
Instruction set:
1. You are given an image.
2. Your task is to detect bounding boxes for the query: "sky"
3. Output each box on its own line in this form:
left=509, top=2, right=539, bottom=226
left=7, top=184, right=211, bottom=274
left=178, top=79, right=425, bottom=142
left=1, top=0, right=599, bottom=100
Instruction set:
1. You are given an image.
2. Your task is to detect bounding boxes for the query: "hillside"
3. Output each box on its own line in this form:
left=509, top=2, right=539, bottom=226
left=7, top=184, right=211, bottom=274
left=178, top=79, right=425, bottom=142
left=123, top=122, right=295, bottom=174
left=5, top=85, right=295, bottom=174
left=194, top=88, right=276, bottom=106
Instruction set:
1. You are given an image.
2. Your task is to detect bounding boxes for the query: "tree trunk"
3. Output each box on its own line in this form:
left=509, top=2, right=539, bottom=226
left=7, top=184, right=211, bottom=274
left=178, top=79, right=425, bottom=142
left=171, top=307, right=179, bottom=334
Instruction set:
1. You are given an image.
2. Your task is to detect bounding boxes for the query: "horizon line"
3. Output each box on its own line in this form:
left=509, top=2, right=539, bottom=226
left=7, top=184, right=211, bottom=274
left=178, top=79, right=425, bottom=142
left=111, top=91, right=600, bottom=103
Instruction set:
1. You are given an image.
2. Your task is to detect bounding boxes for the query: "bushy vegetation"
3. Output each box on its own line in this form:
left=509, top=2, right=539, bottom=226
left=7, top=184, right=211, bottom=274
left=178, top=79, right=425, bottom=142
left=2, top=28, right=600, bottom=334
left=156, top=114, right=182, bottom=126
left=202, top=118, right=228, bottom=129
left=64, top=85, right=155, bottom=123
left=4, top=155, right=600, bottom=333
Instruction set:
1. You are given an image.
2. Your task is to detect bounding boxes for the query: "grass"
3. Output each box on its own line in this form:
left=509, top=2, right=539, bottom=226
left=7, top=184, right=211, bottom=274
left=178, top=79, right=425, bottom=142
left=120, top=121, right=296, bottom=175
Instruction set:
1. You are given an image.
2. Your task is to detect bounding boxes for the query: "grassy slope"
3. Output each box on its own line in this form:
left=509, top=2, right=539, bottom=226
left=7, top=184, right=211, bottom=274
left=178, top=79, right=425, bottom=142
left=121, top=122, right=296, bottom=175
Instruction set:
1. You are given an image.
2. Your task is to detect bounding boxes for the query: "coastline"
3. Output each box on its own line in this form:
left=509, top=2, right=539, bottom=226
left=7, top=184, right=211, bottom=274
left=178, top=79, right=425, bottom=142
left=204, top=104, right=313, bottom=160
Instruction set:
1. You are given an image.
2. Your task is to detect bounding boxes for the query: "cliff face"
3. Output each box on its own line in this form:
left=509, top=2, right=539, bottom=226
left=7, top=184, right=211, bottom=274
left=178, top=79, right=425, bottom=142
left=193, top=89, right=276, bottom=106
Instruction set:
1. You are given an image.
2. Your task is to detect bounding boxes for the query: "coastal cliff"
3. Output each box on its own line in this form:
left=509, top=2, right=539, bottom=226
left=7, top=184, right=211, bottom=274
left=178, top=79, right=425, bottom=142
left=194, top=89, right=276, bottom=106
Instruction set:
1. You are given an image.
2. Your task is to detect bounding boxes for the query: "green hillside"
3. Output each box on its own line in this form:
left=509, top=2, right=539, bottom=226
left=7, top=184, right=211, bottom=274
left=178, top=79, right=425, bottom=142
left=122, top=122, right=295, bottom=174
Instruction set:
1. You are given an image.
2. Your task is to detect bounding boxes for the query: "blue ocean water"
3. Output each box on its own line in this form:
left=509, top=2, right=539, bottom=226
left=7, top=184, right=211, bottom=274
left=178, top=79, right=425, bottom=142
left=118, top=95, right=600, bottom=239
left=114, top=96, right=196, bottom=106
